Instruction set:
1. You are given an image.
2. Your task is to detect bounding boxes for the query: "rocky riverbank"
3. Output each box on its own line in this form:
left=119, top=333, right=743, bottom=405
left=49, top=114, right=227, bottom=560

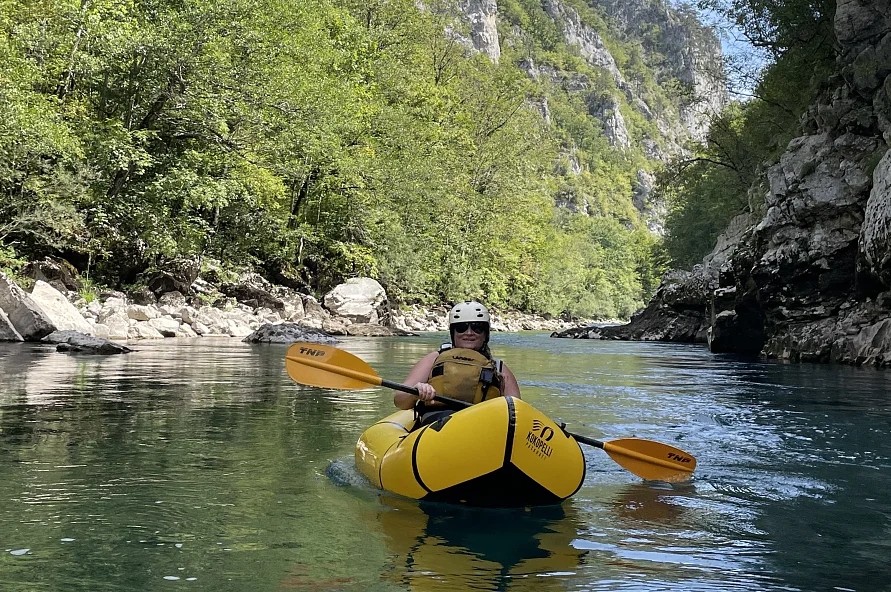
left=554, top=0, right=891, bottom=368
left=0, top=266, right=581, bottom=352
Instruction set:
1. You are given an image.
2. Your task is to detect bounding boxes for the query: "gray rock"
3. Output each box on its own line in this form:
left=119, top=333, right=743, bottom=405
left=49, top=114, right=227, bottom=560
left=148, top=317, right=181, bottom=337
left=459, top=0, right=500, bottom=62
left=158, top=291, right=187, bottom=309
left=322, top=317, right=351, bottom=335
left=834, top=0, right=890, bottom=47
left=859, top=149, right=891, bottom=287
left=0, top=308, right=23, bottom=341
left=588, top=94, right=631, bottom=148
left=0, top=272, right=55, bottom=340
left=242, top=322, right=337, bottom=344
left=220, top=281, right=284, bottom=310
left=22, top=257, right=82, bottom=292
left=323, top=277, right=386, bottom=323
left=147, top=272, right=191, bottom=297
left=129, top=323, right=164, bottom=339
left=42, top=330, right=132, bottom=354
left=101, top=310, right=131, bottom=340
left=127, top=285, right=157, bottom=305
left=176, top=323, right=198, bottom=338
left=543, top=0, right=623, bottom=83
left=30, top=281, right=93, bottom=334
left=225, top=318, right=253, bottom=338
left=592, top=0, right=726, bottom=143
left=127, top=304, right=160, bottom=321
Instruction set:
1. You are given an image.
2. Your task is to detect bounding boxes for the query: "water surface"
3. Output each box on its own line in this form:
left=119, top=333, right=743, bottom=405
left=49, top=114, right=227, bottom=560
left=1, top=334, right=889, bottom=591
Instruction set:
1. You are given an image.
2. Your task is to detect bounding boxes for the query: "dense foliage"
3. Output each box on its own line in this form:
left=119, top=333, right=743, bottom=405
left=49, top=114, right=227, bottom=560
left=0, top=0, right=678, bottom=319
left=660, top=0, right=837, bottom=267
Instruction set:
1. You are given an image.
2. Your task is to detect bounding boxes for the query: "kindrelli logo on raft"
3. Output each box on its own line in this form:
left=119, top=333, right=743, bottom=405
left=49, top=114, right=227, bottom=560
left=526, top=420, right=555, bottom=458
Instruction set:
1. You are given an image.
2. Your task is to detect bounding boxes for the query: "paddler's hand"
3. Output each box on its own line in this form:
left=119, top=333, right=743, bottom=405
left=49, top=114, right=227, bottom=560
left=413, top=382, right=436, bottom=402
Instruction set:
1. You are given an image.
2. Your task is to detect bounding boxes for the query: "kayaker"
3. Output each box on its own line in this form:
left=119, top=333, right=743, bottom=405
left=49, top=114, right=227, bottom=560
left=394, top=301, right=521, bottom=423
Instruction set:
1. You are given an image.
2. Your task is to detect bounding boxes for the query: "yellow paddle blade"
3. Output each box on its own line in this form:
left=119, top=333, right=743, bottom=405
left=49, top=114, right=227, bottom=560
left=285, top=342, right=383, bottom=390
left=602, top=438, right=697, bottom=482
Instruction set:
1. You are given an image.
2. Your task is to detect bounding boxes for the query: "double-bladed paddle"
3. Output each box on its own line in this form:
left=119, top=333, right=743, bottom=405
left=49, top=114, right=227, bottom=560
left=284, top=342, right=696, bottom=482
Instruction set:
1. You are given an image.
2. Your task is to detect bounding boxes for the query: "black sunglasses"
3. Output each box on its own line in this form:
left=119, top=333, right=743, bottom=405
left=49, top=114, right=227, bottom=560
left=452, top=321, right=488, bottom=334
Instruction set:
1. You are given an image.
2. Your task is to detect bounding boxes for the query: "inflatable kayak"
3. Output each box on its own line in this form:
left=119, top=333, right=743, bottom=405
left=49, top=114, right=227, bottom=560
left=355, top=397, right=586, bottom=507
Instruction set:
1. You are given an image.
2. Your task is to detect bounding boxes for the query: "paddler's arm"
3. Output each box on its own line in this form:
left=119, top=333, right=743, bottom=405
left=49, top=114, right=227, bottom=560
left=394, top=351, right=439, bottom=409
left=501, top=363, right=521, bottom=399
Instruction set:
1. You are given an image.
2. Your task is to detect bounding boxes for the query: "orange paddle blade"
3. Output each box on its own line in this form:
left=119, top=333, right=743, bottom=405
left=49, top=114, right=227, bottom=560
left=285, top=342, right=382, bottom=390
left=602, top=438, right=696, bottom=482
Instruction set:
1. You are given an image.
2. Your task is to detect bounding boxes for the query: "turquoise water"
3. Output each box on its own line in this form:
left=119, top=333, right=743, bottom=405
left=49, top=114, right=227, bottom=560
left=1, top=333, right=889, bottom=591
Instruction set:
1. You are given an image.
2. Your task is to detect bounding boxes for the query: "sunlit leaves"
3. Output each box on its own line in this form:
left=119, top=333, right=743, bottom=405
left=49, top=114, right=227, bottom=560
left=0, top=0, right=661, bottom=318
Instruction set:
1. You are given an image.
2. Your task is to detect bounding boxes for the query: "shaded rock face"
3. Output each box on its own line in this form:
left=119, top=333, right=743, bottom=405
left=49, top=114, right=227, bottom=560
left=559, top=0, right=891, bottom=367
left=859, top=151, right=891, bottom=287
left=707, top=243, right=766, bottom=354
left=0, top=272, right=55, bottom=341
left=43, top=330, right=132, bottom=355
left=147, top=272, right=192, bottom=297
left=750, top=130, right=878, bottom=333
left=23, top=257, right=83, bottom=293
left=220, top=281, right=285, bottom=310
left=0, top=308, right=23, bottom=341
left=723, top=1, right=891, bottom=364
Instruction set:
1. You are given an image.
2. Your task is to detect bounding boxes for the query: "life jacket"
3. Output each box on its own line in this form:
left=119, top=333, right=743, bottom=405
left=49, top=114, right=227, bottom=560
left=426, top=345, right=503, bottom=405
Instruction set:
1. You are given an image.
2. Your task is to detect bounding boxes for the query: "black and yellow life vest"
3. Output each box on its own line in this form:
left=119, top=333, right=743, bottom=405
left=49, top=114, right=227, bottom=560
left=426, top=346, right=503, bottom=405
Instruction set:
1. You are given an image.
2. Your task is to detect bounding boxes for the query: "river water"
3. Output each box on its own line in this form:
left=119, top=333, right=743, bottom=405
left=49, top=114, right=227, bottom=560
left=0, top=333, right=889, bottom=592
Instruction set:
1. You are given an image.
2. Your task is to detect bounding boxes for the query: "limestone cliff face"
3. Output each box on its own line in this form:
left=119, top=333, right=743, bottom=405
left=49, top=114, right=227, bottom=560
left=456, top=0, right=725, bottom=153
left=557, top=0, right=891, bottom=368
left=458, top=0, right=501, bottom=62
left=459, top=0, right=726, bottom=231
left=526, top=0, right=725, bottom=155
left=594, top=0, right=726, bottom=143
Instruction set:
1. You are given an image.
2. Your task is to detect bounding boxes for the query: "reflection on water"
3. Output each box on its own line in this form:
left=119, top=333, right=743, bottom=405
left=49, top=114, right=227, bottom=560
left=1, top=335, right=891, bottom=592
left=374, top=496, right=585, bottom=591
left=609, top=482, right=691, bottom=524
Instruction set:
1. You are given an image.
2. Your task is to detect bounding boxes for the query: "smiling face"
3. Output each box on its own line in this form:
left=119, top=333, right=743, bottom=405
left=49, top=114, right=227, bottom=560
left=451, top=322, right=488, bottom=350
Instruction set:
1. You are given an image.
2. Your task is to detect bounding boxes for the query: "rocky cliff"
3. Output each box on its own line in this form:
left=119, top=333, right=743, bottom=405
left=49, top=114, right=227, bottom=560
left=593, top=0, right=726, bottom=143
left=457, top=0, right=726, bottom=227
left=527, top=0, right=725, bottom=154
left=556, top=0, right=891, bottom=368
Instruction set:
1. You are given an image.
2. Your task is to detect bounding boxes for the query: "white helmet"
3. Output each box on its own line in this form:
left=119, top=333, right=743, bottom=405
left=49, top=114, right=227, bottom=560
left=448, top=301, right=490, bottom=325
